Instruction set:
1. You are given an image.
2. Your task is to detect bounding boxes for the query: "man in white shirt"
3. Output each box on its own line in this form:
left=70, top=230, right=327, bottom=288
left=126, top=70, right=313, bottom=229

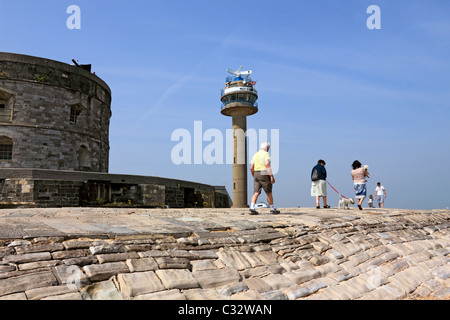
left=375, top=182, right=387, bottom=208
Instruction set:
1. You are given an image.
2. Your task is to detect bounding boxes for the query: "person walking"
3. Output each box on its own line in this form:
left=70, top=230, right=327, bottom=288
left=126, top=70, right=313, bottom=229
left=375, top=182, right=387, bottom=208
left=311, top=159, right=330, bottom=209
left=249, top=142, right=280, bottom=215
left=351, top=160, right=368, bottom=210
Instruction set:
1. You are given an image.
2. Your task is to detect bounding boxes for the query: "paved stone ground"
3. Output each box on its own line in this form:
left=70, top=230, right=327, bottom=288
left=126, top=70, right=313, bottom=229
left=0, top=207, right=448, bottom=300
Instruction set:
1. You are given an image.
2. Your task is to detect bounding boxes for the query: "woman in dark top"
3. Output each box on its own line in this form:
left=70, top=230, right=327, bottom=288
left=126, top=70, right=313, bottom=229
left=311, top=159, right=329, bottom=209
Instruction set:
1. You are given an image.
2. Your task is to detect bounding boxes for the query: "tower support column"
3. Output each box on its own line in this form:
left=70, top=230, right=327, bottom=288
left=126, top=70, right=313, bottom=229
left=232, top=114, right=248, bottom=208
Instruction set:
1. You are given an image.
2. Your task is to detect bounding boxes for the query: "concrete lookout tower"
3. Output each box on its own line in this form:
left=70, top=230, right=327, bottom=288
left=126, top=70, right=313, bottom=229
left=220, top=66, right=258, bottom=208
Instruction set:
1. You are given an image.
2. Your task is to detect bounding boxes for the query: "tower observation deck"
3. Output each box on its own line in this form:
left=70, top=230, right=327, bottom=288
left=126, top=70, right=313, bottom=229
left=220, top=67, right=258, bottom=208
left=220, top=68, right=258, bottom=117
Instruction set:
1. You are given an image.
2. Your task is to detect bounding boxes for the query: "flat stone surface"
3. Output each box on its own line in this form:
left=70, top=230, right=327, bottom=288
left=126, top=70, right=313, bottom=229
left=284, top=268, right=322, bottom=285
left=25, top=285, right=79, bottom=300
left=54, top=265, right=89, bottom=287
left=126, top=257, right=159, bottom=272
left=41, top=292, right=83, bottom=300
left=80, top=280, right=123, bottom=300
left=216, top=250, right=253, bottom=270
left=192, top=267, right=241, bottom=289
left=0, top=207, right=448, bottom=300
left=155, top=257, right=190, bottom=269
left=155, top=269, right=199, bottom=290
left=184, top=288, right=225, bottom=300
left=3, top=252, right=52, bottom=264
left=116, top=271, right=165, bottom=297
left=0, top=271, right=58, bottom=296
left=96, top=252, right=139, bottom=264
left=218, top=282, right=249, bottom=297
left=0, top=292, right=27, bottom=300
left=261, top=274, right=296, bottom=290
left=83, top=262, right=129, bottom=281
left=135, top=289, right=186, bottom=300
left=14, top=243, right=64, bottom=254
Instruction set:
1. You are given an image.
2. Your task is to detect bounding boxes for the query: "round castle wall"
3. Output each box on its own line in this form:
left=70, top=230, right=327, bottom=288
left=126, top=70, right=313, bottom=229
left=0, top=52, right=111, bottom=172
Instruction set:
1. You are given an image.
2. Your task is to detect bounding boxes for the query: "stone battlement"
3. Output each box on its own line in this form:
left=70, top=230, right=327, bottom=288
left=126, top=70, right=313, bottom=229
left=0, top=207, right=448, bottom=300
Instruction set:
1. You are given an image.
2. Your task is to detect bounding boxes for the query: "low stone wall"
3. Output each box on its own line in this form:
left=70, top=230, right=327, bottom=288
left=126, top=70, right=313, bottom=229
left=0, top=169, right=230, bottom=208
left=0, top=207, right=448, bottom=300
left=0, top=179, right=84, bottom=207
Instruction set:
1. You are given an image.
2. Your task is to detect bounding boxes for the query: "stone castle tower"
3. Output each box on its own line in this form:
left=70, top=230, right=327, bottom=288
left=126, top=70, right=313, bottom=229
left=0, top=52, right=111, bottom=172
left=0, top=52, right=231, bottom=208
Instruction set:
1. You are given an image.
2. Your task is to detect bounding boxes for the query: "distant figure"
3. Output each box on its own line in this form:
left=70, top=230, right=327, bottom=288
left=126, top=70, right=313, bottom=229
left=351, top=160, right=368, bottom=210
left=375, top=182, right=387, bottom=208
left=249, top=142, right=280, bottom=215
left=311, top=159, right=330, bottom=209
left=368, top=194, right=374, bottom=208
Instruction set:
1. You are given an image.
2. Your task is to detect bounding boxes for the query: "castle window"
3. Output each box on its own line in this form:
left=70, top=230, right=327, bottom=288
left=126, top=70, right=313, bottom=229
left=0, top=136, right=13, bottom=160
left=70, top=106, right=81, bottom=123
left=0, top=96, right=13, bottom=123
left=69, top=102, right=86, bottom=124
left=79, top=145, right=91, bottom=170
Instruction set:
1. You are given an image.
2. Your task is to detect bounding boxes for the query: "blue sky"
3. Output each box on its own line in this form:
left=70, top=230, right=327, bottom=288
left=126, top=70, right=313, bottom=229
left=1, top=0, right=449, bottom=209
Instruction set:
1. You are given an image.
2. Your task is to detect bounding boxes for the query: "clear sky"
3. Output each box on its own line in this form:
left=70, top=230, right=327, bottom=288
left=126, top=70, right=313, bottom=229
left=1, top=0, right=449, bottom=209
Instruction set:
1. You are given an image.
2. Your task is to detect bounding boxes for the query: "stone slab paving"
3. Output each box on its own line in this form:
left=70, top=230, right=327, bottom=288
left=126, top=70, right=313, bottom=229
left=0, top=207, right=448, bottom=300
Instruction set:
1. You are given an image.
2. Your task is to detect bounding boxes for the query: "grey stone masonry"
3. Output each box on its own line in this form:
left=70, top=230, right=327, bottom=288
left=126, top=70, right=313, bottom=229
left=0, top=52, right=111, bottom=172
left=0, top=168, right=230, bottom=208
left=0, top=207, right=448, bottom=300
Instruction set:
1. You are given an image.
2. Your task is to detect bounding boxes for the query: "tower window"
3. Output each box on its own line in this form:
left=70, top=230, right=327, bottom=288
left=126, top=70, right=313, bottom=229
left=69, top=102, right=86, bottom=124
left=0, top=98, right=12, bottom=122
left=79, top=145, right=91, bottom=170
left=0, top=144, right=12, bottom=160
left=0, top=87, right=15, bottom=123
left=70, top=106, right=81, bottom=123
left=0, top=136, right=13, bottom=160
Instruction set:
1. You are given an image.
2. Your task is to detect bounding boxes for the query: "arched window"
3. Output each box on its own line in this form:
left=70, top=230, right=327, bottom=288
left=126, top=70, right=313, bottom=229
left=0, top=136, right=13, bottom=160
left=79, top=145, right=91, bottom=170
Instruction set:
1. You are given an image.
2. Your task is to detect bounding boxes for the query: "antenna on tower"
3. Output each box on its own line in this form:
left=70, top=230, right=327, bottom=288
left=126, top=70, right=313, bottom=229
left=226, top=66, right=252, bottom=78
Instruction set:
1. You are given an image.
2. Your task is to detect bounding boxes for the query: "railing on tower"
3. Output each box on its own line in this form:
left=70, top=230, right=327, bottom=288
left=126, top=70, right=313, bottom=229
left=225, top=76, right=256, bottom=84
left=221, top=100, right=258, bottom=110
